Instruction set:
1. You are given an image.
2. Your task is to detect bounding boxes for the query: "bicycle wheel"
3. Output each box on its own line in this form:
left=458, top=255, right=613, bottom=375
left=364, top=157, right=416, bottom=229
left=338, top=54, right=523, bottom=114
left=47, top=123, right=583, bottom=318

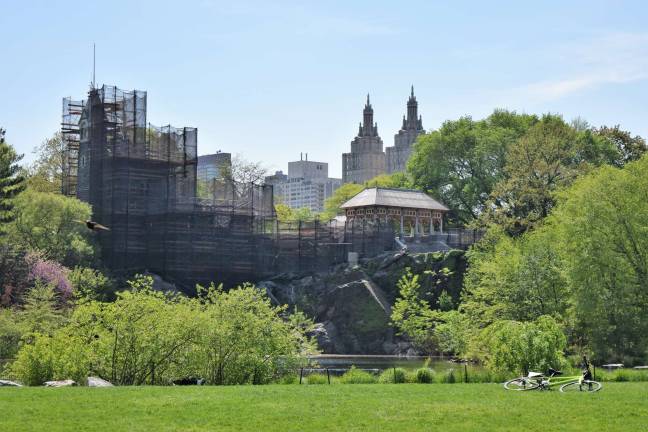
left=504, top=378, right=540, bottom=391
left=560, top=380, right=602, bottom=393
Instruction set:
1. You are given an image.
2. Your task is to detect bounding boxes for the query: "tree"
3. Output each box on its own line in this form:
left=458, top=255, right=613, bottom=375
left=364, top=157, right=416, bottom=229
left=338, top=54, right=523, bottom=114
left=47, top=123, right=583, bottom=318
left=321, top=182, right=364, bottom=220
left=0, top=308, right=22, bottom=359
left=275, top=204, right=315, bottom=222
left=482, top=114, right=618, bottom=235
left=0, top=244, right=30, bottom=305
left=477, top=316, right=566, bottom=374
left=464, top=155, right=648, bottom=364
left=321, top=173, right=409, bottom=220
left=9, top=276, right=315, bottom=386
left=224, top=155, right=267, bottom=185
left=188, top=283, right=316, bottom=384
left=18, top=280, right=67, bottom=338
left=391, top=270, right=436, bottom=352
left=461, top=225, right=569, bottom=328
left=4, top=190, right=95, bottom=266
left=594, top=125, right=647, bottom=167
left=408, top=110, right=537, bottom=224
left=550, top=156, right=648, bottom=363
left=68, top=267, right=115, bottom=302
left=26, top=132, right=66, bottom=194
left=0, top=128, right=26, bottom=236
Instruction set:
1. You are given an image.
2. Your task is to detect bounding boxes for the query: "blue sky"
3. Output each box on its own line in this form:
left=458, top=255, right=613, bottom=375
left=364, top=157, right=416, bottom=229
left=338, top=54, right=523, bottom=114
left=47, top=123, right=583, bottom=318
left=1, top=0, right=648, bottom=177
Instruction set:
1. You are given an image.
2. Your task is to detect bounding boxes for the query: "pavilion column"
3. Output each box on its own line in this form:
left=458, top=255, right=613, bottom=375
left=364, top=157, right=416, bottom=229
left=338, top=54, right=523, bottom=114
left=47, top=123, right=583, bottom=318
left=415, top=212, right=420, bottom=238
left=430, top=216, right=434, bottom=235
left=440, top=215, right=444, bottom=233
left=399, top=210, right=404, bottom=239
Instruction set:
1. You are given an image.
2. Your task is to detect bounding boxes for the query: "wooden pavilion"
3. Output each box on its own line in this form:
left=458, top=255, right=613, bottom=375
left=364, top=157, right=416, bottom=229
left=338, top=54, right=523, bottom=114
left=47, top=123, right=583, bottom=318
left=340, top=187, right=449, bottom=238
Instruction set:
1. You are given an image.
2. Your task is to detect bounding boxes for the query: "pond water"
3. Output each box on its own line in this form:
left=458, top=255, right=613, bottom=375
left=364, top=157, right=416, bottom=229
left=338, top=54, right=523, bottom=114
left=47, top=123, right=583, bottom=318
left=308, top=355, right=481, bottom=373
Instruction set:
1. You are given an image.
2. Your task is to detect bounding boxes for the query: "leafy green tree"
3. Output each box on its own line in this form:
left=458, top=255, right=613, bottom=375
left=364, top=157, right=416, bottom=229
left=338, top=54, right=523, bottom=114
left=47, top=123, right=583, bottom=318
left=594, top=125, right=647, bottom=167
left=187, top=283, right=316, bottom=385
left=322, top=182, right=364, bottom=220
left=0, top=244, right=30, bottom=305
left=433, top=310, right=470, bottom=356
left=461, top=225, right=569, bottom=328
left=68, top=267, right=114, bottom=302
left=18, top=280, right=66, bottom=337
left=408, top=110, right=537, bottom=224
left=550, top=156, right=648, bottom=363
left=275, top=204, right=315, bottom=222
left=482, top=115, right=618, bottom=235
left=321, top=173, right=410, bottom=220
left=391, top=269, right=471, bottom=356
left=476, top=316, right=566, bottom=374
left=0, top=128, right=26, bottom=236
left=25, top=132, right=66, bottom=194
left=9, top=276, right=316, bottom=386
left=5, top=190, right=94, bottom=266
left=363, top=172, right=411, bottom=189
left=0, top=308, right=22, bottom=359
left=390, top=270, right=441, bottom=353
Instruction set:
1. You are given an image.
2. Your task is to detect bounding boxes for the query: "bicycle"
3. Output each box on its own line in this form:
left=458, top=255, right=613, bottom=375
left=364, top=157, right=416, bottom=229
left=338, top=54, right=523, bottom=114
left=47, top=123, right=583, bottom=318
left=504, top=367, right=602, bottom=393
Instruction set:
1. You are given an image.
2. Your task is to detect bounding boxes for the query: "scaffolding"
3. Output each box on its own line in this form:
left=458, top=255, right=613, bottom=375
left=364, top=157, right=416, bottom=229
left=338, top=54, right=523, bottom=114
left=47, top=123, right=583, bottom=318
left=61, top=97, right=84, bottom=196
left=63, top=85, right=395, bottom=289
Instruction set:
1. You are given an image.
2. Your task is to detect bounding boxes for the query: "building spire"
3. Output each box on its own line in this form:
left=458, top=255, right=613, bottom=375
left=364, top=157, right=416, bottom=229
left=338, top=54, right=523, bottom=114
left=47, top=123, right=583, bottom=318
left=411, top=85, right=414, bottom=97
left=362, top=93, right=374, bottom=135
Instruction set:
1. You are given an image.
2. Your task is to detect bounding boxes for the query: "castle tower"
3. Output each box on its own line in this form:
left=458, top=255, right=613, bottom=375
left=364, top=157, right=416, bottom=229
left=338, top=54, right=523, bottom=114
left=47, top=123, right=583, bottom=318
left=386, top=86, right=425, bottom=173
left=342, top=94, right=386, bottom=184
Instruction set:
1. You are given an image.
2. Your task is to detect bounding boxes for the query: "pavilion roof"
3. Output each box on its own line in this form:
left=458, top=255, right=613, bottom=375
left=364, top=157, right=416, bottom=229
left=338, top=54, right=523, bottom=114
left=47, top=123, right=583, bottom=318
left=340, top=187, right=449, bottom=211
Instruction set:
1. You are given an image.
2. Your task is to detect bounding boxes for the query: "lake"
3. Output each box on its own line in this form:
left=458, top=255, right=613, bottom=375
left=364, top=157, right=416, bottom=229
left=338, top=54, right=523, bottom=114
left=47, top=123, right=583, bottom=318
left=308, top=355, right=481, bottom=373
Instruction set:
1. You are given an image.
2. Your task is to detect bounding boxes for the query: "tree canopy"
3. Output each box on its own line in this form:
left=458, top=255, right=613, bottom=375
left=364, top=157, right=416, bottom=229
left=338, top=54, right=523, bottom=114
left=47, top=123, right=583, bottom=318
left=25, top=132, right=65, bottom=194
left=4, top=190, right=95, bottom=266
left=408, top=110, right=538, bottom=224
left=0, top=128, right=26, bottom=235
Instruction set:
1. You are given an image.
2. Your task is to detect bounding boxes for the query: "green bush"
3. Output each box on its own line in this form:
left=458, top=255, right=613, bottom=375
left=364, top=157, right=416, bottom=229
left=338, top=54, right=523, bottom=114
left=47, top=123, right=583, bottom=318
left=339, top=366, right=376, bottom=384
left=306, top=373, right=328, bottom=384
left=597, top=369, right=648, bottom=382
left=440, top=369, right=457, bottom=383
left=478, top=315, right=567, bottom=375
left=378, top=367, right=407, bottom=384
left=415, top=368, right=435, bottom=383
left=276, top=374, right=298, bottom=384
left=10, top=278, right=316, bottom=386
left=405, top=370, right=418, bottom=383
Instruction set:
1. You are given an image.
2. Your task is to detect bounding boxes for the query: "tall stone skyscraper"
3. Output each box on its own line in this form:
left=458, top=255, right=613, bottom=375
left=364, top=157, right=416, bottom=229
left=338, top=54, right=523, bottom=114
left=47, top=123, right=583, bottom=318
left=342, top=94, right=386, bottom=184
left=386, top=86, right=424, bottom=173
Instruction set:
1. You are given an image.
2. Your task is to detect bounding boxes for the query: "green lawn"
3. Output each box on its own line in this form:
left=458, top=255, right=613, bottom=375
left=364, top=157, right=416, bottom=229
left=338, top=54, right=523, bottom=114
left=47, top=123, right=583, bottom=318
left=1, top=383, right=646, bottom=431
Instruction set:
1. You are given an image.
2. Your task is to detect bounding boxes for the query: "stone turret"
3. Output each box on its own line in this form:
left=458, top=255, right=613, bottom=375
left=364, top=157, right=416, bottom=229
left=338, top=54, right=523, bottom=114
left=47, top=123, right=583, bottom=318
left=342, top=93, right=386, bottom=184
left=386, top=86, right=425, bottom=174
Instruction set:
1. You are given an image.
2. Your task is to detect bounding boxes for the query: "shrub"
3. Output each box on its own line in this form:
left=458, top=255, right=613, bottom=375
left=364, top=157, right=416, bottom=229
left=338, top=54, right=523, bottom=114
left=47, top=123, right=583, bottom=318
left=440, top=369, right=457, bottom=383
left=306, top=373, right=328, bottom=384
left=378, top=367, right=407, bottom=384
left=405, top=370, right=418, bottom=383
left=339, top=366, right=376, bottom=384
left=597, top=369, right=648, bottom=382
left=10, top=277, right=316, bottom=386
left=415, top=367, right=435, bottom=383
left=478, top=315, right=566, bottom=374
left=276, top=374, right=298, bottom=384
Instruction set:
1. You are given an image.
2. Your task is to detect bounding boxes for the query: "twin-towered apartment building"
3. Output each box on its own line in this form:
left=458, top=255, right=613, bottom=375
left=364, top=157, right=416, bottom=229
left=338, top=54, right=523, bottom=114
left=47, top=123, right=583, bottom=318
left=342, top=86, right=424, bottom=184
left=198, top=87, right=426, bottom=213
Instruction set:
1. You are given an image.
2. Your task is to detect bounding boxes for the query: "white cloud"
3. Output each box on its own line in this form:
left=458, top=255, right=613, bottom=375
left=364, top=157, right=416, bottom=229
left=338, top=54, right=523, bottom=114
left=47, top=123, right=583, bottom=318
left=513, top=32, right=648, bottom=102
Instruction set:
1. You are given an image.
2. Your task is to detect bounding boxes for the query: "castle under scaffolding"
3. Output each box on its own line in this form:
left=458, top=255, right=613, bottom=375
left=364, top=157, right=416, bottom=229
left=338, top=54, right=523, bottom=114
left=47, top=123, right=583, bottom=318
left=62, top=85, right=395, bottom=289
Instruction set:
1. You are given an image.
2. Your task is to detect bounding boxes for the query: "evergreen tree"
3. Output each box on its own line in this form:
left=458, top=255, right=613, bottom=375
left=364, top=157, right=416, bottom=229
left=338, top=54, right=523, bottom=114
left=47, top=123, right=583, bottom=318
left=0, top=128, right=26, bottom=235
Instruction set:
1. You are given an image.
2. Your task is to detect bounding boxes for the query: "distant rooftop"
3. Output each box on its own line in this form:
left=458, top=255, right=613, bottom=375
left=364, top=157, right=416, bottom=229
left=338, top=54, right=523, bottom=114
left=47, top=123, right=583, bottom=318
left=340, top=187, right=449, bottom=211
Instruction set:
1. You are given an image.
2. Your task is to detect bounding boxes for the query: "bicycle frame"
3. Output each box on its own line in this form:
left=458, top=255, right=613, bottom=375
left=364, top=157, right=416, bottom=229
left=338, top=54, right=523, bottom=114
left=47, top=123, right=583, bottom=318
left=534, top=375, right=582, bottom=389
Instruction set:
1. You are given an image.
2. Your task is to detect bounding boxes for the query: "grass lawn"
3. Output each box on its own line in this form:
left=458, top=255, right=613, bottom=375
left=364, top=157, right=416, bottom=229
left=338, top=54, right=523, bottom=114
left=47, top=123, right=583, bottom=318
left=1, top=383, right=647, bottom=431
